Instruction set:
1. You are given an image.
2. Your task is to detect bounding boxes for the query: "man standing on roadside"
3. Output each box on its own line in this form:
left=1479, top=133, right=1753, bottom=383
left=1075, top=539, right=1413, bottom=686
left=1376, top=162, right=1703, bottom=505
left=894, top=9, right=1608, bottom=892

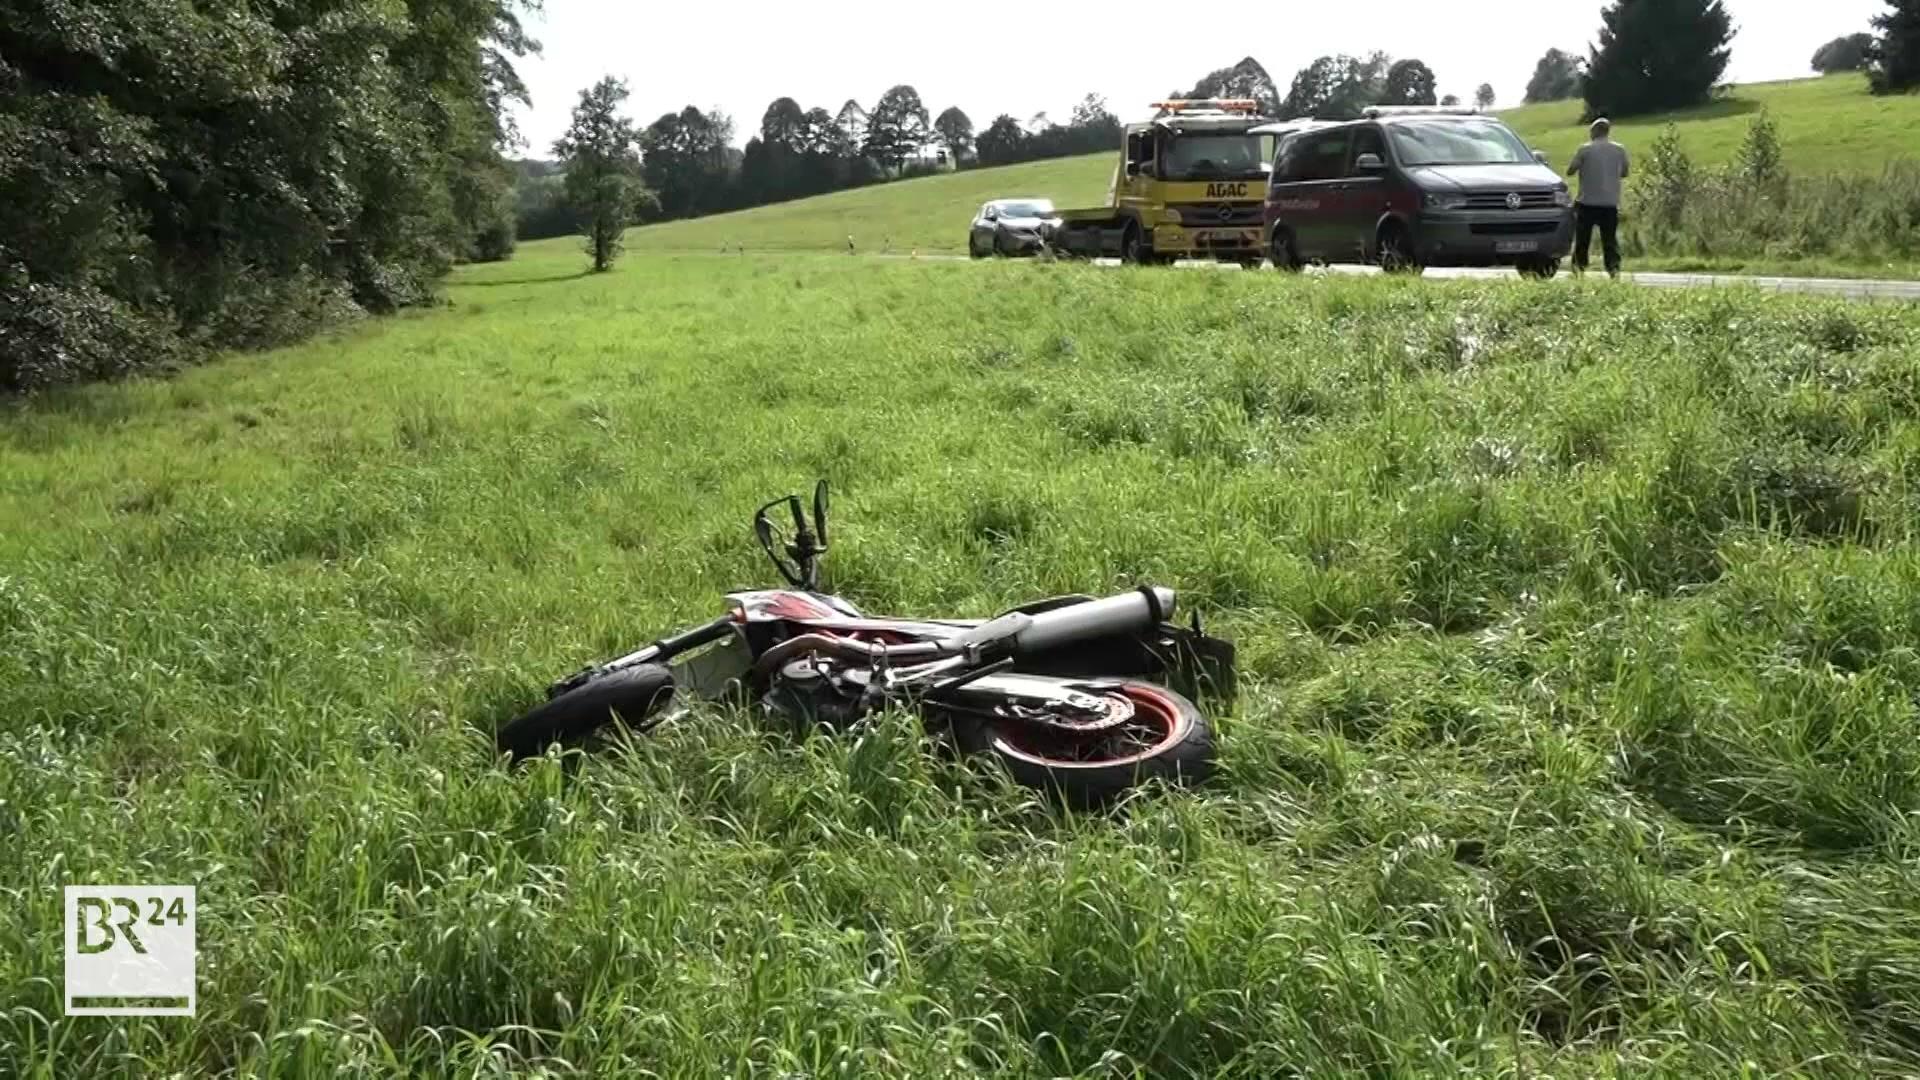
left=1567, top=118, right=1629, bottom=278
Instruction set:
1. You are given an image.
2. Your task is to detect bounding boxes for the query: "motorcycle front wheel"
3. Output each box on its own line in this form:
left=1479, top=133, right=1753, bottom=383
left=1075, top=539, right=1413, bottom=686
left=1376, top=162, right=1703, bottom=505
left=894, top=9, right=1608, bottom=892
left=496, top=664, right=675, bottom=760
left=970, top=680, right=1215, bottom=803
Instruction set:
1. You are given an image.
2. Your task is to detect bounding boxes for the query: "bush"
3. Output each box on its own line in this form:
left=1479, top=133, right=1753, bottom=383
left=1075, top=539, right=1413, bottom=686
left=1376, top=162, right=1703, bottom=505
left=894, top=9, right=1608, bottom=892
left=0, top=275, right=186, bottom=394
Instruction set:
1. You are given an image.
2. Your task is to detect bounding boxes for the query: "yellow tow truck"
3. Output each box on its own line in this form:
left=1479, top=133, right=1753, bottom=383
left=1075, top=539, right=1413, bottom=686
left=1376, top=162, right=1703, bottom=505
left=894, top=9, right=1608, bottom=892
left=1047, top=99, right=1282, bottom=267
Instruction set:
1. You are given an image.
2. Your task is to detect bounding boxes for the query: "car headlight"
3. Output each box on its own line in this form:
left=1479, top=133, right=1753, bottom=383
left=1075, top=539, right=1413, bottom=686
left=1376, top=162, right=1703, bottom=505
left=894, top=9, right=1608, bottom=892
left=1422, top=193, right=1469, bottom=211
left=1553, top=188, right=1574, bottom=208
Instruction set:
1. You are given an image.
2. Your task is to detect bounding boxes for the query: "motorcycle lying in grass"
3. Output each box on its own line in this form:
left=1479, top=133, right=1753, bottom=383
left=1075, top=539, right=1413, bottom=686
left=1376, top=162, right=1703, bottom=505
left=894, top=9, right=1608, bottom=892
left=497, top=482, right=1235, bottom=802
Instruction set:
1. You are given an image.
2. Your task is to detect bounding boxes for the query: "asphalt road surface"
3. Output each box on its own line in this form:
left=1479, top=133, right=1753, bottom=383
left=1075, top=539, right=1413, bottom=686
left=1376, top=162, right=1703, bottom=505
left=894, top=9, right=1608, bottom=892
left=879, top=251, right=1920, bottom=301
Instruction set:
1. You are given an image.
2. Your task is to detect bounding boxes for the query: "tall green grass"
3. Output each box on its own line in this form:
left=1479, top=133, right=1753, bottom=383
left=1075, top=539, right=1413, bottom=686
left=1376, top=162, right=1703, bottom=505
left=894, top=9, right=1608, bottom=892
left=5, top=246, right=1920, bottom=1075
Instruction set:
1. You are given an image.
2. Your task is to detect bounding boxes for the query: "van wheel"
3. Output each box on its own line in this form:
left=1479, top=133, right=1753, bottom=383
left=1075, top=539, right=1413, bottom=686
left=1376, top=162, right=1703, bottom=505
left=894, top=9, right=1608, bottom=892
left=1269, top=228, right=1303, bottom=272
left=1378, top=224, right=1423, bottom=275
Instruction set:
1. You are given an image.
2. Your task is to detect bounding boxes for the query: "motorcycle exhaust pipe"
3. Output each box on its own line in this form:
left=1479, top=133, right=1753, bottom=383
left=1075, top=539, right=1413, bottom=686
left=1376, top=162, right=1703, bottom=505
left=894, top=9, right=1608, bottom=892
left=1011, top=586, right=1176, bottom=655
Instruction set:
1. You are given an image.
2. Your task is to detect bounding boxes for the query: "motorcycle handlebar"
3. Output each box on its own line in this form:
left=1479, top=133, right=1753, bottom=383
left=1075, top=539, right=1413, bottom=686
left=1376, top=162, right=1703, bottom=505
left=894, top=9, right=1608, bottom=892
left=1011, top=586, right=1176, bottom=655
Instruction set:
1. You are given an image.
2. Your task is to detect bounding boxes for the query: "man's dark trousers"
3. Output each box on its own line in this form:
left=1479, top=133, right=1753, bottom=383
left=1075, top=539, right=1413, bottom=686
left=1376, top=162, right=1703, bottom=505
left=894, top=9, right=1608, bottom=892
left=1574, top=203, right=1621, bottom=277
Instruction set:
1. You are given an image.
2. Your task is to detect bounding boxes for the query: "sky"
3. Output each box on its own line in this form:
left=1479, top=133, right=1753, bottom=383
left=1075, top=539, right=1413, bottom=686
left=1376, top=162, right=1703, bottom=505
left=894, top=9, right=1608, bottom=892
left=508, top=1, right=1881, bottom=155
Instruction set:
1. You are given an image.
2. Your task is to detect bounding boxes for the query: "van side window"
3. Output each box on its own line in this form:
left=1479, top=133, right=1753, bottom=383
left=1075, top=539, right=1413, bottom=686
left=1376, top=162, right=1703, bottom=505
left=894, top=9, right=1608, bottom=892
left=1348, top=128, right=1386, bottom=174
left=1296, top=131, right=1352, bottom=182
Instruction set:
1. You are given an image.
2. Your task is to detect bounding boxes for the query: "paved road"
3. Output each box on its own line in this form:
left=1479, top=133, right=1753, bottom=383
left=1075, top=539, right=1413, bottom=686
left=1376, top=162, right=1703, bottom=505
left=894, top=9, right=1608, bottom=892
left=868, top=251, right=1920, bottom=301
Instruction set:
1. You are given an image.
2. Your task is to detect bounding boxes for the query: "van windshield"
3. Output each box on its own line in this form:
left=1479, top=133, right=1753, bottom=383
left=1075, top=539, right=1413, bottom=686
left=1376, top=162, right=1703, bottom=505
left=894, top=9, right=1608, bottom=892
left=1387, top=120, right=1535, bottom=166
left=1161, top=134, right=1270, bottom=180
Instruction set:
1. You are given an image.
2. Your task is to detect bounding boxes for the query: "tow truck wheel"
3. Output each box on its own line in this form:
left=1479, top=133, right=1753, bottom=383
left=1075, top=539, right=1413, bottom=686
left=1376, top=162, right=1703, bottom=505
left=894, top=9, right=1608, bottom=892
left=1120, top=223, right=1150, bottom=266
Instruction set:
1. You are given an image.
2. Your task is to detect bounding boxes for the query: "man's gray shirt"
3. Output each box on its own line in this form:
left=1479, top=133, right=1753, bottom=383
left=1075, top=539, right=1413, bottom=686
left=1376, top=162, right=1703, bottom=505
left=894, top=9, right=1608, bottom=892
left=1568, top=139, right=1630, bottom=208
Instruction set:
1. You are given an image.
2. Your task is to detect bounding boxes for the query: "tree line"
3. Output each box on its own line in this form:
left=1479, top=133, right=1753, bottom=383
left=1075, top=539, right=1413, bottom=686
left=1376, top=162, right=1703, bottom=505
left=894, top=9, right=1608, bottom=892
left=1, top=0, right=534, bottom=393
left=516, top=86, right=1133, bottom=245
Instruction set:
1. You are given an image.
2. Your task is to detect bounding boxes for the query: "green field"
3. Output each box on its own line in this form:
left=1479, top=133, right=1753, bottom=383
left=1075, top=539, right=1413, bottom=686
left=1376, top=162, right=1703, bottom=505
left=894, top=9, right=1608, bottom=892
left=627, top=74, right=1920, bottom=261
left=8, top=241, right=1920, bottom=1075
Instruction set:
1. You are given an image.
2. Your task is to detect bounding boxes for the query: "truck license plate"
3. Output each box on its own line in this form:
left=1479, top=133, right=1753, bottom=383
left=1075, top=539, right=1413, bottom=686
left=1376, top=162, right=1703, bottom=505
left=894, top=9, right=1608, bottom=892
left=1495, top=240, right=1540, bottom=254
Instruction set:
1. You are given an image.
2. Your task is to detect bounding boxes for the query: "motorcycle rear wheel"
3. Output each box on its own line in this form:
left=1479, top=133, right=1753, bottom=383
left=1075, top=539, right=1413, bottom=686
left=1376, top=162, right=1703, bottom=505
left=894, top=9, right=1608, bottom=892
left=496, top=664, right=675, bottom=760
left=976, top=680, right=1215, bottom=803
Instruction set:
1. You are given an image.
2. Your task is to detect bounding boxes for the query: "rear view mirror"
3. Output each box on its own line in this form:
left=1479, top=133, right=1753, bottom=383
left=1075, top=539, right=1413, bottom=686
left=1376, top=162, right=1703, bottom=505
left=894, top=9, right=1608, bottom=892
left=812, top=479, right=830, bottom=550
left=1355, top=153, right=1385, bottom=171
left=1534, top=150, right=1550, bottom=165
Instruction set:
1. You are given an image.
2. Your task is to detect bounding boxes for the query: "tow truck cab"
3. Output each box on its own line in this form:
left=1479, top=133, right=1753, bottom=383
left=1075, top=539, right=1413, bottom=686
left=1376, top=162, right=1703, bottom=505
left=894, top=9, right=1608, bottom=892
left=1047, top=100, right=1279, bottom=266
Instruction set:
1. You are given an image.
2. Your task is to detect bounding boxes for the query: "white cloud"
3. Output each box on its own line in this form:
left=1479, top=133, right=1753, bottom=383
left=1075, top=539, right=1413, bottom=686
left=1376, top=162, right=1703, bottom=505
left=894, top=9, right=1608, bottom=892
left=511, top=0, right=1880, bottom=154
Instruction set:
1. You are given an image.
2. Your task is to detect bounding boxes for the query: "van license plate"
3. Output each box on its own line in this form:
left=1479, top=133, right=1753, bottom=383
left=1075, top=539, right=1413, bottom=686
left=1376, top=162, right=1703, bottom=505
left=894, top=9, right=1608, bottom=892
left=1495, top=240, right=1539, bottom=254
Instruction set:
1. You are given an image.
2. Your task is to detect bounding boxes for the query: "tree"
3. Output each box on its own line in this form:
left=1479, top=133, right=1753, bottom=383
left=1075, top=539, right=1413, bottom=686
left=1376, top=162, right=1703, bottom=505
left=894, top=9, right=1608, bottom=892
left=1182, top=57, right=1283, bottom=115
left=1735, top=108, right=1784, bottom=190
left=864, top=85, right=932, bottom=171
left=1583, top=0, right=1735, bottom=119
left=1383, top=60, right=1439, bottom=106
left=1525, top=48, right=1586, bottom=102
left=1, top=0, right=537, bottom=392
left=1282, top=53, right=1392, bottom=119
left=1071, top=94, right=1116, bottom=129
left=1475, top=83, right=1497, bottom=110
left=640, top=106, right=735, bottom=219
left=1441, top=94, right=1462, bottom=106
left=1811, top=32, right=1876, bottom=73
left=832, top=100, right=869, bottom=159
left=553, top=77, right=643, bottom=272
left=975, top=114, right=1027, bottom=166
left=934, top=107, right=974, bottom=164
left=1871, top=0, right=1920, bottom=94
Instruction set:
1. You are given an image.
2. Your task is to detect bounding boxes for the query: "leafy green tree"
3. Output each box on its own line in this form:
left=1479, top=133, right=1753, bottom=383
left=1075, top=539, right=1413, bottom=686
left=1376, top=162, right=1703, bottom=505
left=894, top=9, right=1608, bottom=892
left=1583, top=0, right=1735, bottom=119
left=554, top=77, right=643, bottom=272
left=1735, top=107, right=1784, bottom=190
left=934, top=107, right=974, bottom=164
left=641, top=106, right=736, bottom=218
left=832, top=100, right=869, bottom=160
left=1812, top=32, right=1876, bottom=73
left=975, top=114, right=1027, bottom=166
left=1182, top=57, right=1283, bottom=115
left=0, top=0, right=535, bottom=391
left=1475, top=83, right=1497, bottom=110
left=1282, top=53, right=1391, bottom=119
left=864, top=85, right=931, bottom=171
left=1871, top=0, right=1920, bottom=93
left=1383, top=60, right=1439, bottom=106
left=1525, top=48, right=1585, bottom=102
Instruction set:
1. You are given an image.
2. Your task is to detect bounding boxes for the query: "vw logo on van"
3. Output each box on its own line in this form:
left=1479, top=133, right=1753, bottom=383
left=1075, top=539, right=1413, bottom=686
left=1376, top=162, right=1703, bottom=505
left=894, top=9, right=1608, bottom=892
left=1505, top=192, right=1524, bottom=210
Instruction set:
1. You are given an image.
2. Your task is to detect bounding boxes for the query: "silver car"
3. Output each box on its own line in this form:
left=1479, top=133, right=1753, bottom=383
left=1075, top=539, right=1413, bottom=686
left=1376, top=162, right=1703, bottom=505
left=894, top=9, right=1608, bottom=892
left=968, top=198, right=1060, bottom=258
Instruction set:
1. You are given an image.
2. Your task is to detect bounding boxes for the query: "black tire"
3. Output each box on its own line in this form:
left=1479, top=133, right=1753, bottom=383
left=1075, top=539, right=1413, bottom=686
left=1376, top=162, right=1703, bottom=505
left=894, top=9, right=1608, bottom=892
left=969, top=237, right=988, bottom=259
left=1518, top=257, right=1560, bottom=280
left=1378, top=224, right=1423, bottom=275
left=1269, top=228, right=1303, bottom=272
left=496, top=664, right=675, bottom=760
left=978, top=680, right=1215, bottom=804
left=1120, top=223, right=1149, bottom=266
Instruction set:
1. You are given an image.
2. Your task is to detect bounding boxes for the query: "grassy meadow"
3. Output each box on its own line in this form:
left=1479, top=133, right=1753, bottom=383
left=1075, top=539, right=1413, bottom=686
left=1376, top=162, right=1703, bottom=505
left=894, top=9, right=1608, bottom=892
left=626, top=74, right=1920, bottom=275
left=7, top=238, right=1920, bottom=1075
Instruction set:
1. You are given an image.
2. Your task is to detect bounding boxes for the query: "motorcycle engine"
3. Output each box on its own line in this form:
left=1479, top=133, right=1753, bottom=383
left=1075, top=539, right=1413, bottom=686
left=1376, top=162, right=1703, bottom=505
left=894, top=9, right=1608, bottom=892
left=762, top=659, right=872, bottom=732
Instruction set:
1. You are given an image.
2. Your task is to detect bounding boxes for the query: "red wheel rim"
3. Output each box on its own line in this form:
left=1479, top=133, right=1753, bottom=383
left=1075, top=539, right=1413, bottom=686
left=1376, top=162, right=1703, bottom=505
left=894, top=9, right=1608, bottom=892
left=990, top=685, right=1188, bottom=769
